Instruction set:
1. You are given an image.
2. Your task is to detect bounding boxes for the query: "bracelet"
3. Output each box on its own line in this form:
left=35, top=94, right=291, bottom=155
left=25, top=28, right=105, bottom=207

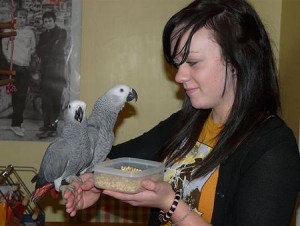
left=171, top=206, right=192, bottom=226
left=158, top=190, right=181, bottom=224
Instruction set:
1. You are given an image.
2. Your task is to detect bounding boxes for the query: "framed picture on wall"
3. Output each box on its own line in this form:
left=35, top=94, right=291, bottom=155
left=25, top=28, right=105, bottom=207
left=0, top=0, right=81, bottom=141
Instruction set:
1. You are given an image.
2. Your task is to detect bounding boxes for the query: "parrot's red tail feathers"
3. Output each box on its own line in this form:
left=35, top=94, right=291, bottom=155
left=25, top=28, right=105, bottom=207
left=50, top=187, right=59, bottom=199
left=31, top=184, right=53, bottom=203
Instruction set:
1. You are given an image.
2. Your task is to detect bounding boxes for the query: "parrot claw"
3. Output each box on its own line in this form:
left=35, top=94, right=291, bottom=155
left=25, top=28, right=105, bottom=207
left=66, top=175, right=83, bottom=184
left=60, top=184, right=76, bottom=196
left=60, top=176, right=83, bottom=196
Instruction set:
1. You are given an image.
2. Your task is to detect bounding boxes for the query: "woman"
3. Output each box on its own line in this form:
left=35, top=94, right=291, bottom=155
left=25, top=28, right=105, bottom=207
left=64, top=0, right=300, bottom=225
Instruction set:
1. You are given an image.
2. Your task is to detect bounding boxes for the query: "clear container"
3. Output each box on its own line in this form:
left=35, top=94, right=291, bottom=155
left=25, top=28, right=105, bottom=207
left=93, top=157, right=165, bottom=193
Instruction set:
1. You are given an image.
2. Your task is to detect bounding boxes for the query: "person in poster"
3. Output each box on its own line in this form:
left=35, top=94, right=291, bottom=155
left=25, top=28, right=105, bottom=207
left=2, top=8, right=36, bottom=137
left=0, top=0, right=81, bottom=141
left=35, top=10, right=67, bottom=139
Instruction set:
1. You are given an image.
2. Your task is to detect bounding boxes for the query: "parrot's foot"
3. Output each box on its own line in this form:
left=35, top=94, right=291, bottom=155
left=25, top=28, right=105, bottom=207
left=59, top=184, right=76, bottom=196
left=66, top=175, right=83, bottom=184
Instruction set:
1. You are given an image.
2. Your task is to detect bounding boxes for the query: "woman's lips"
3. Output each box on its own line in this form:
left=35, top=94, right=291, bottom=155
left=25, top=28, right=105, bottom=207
left=185, top=87, right=197, bottom=96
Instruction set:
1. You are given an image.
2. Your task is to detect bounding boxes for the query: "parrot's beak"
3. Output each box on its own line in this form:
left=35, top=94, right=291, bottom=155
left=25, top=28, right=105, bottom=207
left=75, top=106, right=84, bottom=123
left=127, top=88, right=138, bottom=102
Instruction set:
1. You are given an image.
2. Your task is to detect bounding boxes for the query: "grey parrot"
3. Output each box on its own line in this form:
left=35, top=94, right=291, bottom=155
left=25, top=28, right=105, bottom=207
left=82, top=84, right=138, bottom=173
left=31, top=100, right=91, bottom=202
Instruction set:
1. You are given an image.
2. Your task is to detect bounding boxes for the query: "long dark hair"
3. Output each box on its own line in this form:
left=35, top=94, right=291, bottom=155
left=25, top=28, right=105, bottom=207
left=160, top=0, right=280, bottom=179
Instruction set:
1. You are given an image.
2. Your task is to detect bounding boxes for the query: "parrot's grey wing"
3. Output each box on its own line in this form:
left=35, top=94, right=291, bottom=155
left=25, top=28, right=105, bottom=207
left=92, top=127, right=115, bottom=164
left=58, top=120, right=92, bottom=177
left=64, top=141, right=88, bottom=178
left=87, top=125, right=98, bottom=151
left=43, top=136, right=87, bottom=185
left=40, top=138, right=70, bottom=183
left=84, top=124, right=114, bottom=173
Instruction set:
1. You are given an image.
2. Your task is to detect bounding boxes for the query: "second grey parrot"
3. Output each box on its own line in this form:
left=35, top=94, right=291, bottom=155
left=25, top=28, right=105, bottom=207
left=31, top=100, right=91, bottom=202
left=82, top=84, right=138, bottom=173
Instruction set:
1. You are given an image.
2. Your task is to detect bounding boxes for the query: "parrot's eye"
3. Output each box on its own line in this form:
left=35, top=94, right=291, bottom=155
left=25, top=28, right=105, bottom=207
left=68, top=104, right=71, bottom=109
left=120, top=88, right=124, bottom=92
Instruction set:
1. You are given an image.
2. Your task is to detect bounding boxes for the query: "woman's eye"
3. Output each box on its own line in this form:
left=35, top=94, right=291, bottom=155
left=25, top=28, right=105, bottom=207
left=187, top=61, right=197, bottom=66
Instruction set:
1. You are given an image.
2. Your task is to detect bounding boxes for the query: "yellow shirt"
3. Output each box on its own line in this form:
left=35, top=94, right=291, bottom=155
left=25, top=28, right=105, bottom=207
left=198, top=114, right=222, bottom=222
left=164, top=114, right=222, bottom=224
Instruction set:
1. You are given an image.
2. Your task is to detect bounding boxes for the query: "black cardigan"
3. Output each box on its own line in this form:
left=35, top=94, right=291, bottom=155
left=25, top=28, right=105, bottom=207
left=108, top=112, right=300, bottom=226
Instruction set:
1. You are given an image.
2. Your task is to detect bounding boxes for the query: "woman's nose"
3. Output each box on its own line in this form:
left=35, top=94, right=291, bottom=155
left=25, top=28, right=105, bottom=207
left=175, top=65, right=189, bottom=83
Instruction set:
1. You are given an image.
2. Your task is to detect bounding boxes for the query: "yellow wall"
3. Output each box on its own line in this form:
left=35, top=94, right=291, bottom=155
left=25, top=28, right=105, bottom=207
left=3, top=0, right=298, bottom=223
left=279, top=0, right=300, bottom=142
left=279, top=1, right=300, bottom=225
left=80, top=0, right=188, bottom=146
left=248, top=0, right=282, bottom=62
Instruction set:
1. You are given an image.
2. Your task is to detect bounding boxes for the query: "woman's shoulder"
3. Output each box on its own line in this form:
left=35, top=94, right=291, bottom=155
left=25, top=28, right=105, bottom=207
left=236, top=115, right=299, bottom=169
left=255, top=115, right=296, bottom=143
left=220, top=115, right=300, bottom=182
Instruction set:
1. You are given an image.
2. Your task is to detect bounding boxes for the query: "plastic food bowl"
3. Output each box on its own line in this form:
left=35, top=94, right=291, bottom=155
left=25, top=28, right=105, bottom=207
left=93, top=157, right=165, bottom=193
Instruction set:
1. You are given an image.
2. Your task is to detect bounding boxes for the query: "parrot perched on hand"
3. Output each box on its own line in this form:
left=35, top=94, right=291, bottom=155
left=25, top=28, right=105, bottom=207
left=31, top=100, right=91, bottom=202
left=82, top=84, right=138, bottom=173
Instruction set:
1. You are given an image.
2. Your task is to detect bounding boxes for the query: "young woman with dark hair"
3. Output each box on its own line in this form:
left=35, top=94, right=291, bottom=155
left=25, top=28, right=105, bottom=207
left=63, top=1, right=300, bottom=225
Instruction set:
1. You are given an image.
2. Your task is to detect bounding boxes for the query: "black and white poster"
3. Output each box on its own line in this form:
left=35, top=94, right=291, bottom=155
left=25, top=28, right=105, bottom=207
left=0, top=0, right=81, bottom=141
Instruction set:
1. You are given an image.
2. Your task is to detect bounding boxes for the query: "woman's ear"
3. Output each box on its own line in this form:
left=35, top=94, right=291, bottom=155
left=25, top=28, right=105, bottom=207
left=230, top=65, right=237, bottom=76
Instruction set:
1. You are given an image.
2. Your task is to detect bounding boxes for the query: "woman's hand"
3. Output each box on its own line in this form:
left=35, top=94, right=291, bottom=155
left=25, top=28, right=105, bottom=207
left=65, top=177, right=211, bottom=225
left=63, top=173, right=101, bottom=217
left=102, top=179, right=176, bottom=212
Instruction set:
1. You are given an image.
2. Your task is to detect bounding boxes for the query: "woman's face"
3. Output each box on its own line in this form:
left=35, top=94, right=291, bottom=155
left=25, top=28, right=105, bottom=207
left=172, top=27, right=236, bottom=123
